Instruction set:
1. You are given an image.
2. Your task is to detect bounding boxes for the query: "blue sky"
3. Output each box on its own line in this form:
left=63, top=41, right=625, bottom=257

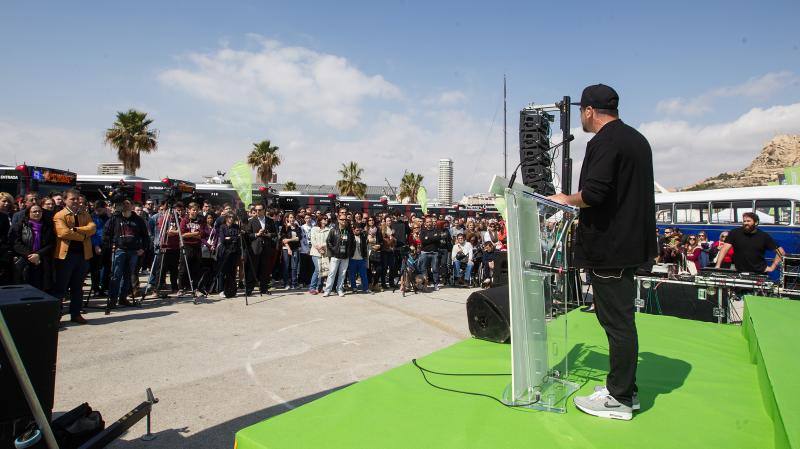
left=1, top=0, right=799, bottom=196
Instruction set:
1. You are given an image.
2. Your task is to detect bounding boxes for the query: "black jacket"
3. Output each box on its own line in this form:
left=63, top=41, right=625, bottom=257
left=247, top=216, right=278, bottom=255
left=0, top=212, right=11, bottom=263
left=327, top=225, right=355, bottom=259
left=574, top=119, right=658, bottom=268
left=102, top=212, right=150, bottom=252
left=391, top=221, right=409, bottom=248
left=11, top=219, right=55, bottom=258
left=421, top=228, right=449, bottom=253
left=279, top=223, right=303, bottom=251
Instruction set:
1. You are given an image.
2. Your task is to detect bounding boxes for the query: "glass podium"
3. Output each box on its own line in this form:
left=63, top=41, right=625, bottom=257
left=490, top=176, right=581, bottom=413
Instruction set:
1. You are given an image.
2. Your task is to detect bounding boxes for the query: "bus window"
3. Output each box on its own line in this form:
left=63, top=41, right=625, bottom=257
left=675, top=203, right=708, bottom=223
left=755, top=200, right=791, bottom=225
left=712, top=201, right=753, bottom=223
left=656, top=204, right=672, bottom=224
left=795, top=201, right=800, bottom=226
left=733, top=200, right=754, bottom=222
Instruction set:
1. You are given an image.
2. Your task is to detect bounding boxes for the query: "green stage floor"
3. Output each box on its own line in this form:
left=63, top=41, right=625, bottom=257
left=236, top=300, right=792, bottom=449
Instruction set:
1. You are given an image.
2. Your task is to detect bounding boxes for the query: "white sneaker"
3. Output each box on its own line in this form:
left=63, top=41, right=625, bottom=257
left=592, top=385, right=640, bottom=410
left=574, top=392, right=632, bottom=421
left=323, top=291, right=330, bottom=297
left=338, top=291, right=345, bottom=297
left=434, top=284, right=441, bottom=291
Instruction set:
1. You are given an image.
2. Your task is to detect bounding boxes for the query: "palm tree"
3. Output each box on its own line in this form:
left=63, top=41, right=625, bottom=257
left=336, top=161, right=367, bottom=198
left=247, top=140, right=281, bottom=185
left=398, top=171, right=424, bottom=203
left=283, top=181, right=297, bottom=191
left=104, top=109, right=159, bottom=175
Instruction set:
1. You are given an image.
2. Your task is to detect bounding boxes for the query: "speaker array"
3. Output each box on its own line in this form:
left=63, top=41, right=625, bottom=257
left=519, top=111, right=555, bottom=195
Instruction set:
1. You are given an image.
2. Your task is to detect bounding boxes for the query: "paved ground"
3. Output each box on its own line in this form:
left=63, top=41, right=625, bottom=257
left=53, top=286, right=475, bottom=449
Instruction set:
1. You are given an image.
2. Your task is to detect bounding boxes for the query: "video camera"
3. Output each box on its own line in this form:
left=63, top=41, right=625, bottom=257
left=160, top=178, right=197, bottom=205
left=107, top=181, right=135, bottom=205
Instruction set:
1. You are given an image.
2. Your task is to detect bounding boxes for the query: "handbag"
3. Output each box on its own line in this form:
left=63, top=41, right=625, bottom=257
left=319, top=256, right=330, bottom=278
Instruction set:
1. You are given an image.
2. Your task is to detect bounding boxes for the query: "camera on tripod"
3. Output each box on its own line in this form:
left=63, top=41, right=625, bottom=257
left=107, top=181, right=135, bottom=206
left=160, top=178, right=197, bottom=205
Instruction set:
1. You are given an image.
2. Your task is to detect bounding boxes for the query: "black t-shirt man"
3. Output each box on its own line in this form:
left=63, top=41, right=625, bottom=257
left=549, top=84, right=654, bottom=416
left=725, top=227, right=777, bottom=273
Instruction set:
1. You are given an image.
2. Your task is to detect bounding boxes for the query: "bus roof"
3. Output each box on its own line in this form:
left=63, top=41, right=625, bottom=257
left=76, top=174, right=157, bottom=183
left=655, top=185, right=800, bottom=203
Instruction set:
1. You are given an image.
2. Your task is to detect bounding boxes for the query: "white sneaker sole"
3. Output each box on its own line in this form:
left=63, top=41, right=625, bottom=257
left=575, top=402, right=632, bottom=421
left=593, top=386, right=640, bottom=411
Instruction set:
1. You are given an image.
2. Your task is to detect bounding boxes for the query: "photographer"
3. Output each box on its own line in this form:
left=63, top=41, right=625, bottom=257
left=102, top=199, right=149, bottom=308
left=179, top=202, right=209, bottom=295
left=451, top=233, right=473, bottom=286
left=246, top=204, right=278, bottom=295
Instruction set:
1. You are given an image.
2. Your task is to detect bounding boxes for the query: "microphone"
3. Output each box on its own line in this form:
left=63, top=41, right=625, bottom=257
left=508, top=134, right=574, bottom=189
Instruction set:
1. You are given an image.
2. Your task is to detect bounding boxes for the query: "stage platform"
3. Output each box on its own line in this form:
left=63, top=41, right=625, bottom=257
left=235, top=297, right=798, bottom=449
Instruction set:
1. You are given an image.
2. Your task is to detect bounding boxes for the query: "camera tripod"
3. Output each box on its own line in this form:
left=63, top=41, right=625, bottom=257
left=141, top=205, right=201, bottom=304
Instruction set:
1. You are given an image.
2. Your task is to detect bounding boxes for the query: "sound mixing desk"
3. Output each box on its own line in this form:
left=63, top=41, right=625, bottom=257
left=635, top=268, right=777, bottom=324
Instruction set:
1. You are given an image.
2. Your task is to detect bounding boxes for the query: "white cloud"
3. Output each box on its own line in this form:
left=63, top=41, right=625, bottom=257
left=159, top=37, right=401, bottom=130
left=0, top=120, right=103, bottom=173
left=656, top=71, right=799, bottom=116
left=424, top=90, right=467, bottom=106
left=564, top=102, right=800, bottom=190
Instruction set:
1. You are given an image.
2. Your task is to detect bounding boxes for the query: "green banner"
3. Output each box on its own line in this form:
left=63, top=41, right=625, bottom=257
left=417, top=186, right=428, bottom=215
left=229, top=161, right=253, bottom=208
left=783, top=166, right=800, bottom=185
left=494, top=196, right=508, bottom=221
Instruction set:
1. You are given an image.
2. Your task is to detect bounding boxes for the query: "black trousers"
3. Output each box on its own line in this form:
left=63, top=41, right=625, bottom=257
left=159, top=250, right=180, bottom=291
left=247, top=247, right=276, bottom=293
left=179, top=245, right=201, bottom=291
left=590, top=267, right=638, bottom=407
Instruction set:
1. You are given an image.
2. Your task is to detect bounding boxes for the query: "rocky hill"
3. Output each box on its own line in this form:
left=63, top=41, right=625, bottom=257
left=683, top=134, right=800, bottom=191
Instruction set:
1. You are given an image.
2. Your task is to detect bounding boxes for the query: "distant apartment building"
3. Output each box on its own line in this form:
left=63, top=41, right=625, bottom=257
left=438, top=158, right=453, bottom=206
left=96, top=162, right=132, bottom=176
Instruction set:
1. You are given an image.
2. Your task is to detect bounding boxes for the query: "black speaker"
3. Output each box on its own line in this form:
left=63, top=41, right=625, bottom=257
left=0, top=285, right=60, bottom=423
left=639, top=282, right=729, bottom=323
left=492, top=251, right=508, bottom=287
left=519, top=111, right=551, bottom=132
left=519, top=131, right=549, bottom=150
left=520, top=150, right=553, bottom=166
left=466, top=285, right=510, bottom=343
left=521, top=164, right=552, bottom=184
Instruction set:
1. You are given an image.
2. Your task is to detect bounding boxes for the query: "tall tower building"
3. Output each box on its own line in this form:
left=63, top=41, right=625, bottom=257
left=438, top=158, right=453, bottom=206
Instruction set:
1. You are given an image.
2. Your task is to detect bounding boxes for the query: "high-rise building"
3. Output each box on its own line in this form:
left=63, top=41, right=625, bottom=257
left=438, top=158, right=453, bottom=206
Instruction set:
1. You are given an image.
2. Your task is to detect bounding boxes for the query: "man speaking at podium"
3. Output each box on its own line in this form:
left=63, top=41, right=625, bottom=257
left=550, top=84, right=657, bottom=420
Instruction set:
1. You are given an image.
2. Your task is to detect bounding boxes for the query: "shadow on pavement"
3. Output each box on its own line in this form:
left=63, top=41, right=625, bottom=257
left=81, top=310, right=178, bottom=326
left=107, top=384, right=353, bottom=449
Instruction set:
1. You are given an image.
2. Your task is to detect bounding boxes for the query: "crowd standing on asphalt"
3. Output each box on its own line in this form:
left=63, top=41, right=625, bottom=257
left=0, top=189, right=509, bottom=324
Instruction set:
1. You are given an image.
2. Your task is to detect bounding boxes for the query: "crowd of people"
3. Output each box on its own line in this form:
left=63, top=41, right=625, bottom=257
left=656, top=211, right=784, bottom=274
left=657, top=226, right=729, bottom=273
left=0, top=189, right=509, bottom=324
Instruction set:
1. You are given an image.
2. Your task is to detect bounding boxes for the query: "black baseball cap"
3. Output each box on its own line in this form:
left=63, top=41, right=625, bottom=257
left=572, top=84, right=619, bottom=110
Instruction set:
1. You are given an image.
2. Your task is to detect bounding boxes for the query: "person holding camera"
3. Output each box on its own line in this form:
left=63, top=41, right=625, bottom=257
left=102, top=199, right=149, bottom=309
left=246, top=204, right=278, bottom=295
left=451, top=233, right=474, bottom=286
